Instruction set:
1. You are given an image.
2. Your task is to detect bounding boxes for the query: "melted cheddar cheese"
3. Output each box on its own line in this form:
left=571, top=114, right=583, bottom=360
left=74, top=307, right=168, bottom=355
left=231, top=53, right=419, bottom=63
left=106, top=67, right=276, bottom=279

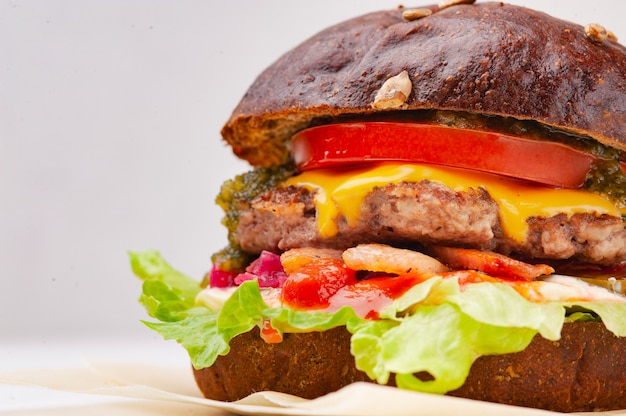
left=283, top=162, right=623, bottom=242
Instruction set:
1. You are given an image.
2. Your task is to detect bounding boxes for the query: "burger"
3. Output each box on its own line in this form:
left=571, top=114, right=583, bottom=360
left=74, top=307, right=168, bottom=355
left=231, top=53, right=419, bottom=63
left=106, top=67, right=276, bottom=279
left=131, top=1, right=626, bottom=413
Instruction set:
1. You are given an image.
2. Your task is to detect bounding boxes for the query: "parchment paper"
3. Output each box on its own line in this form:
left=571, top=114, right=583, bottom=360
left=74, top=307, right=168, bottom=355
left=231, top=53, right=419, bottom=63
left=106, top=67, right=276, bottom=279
left=2, top=361, right=626, bottom=416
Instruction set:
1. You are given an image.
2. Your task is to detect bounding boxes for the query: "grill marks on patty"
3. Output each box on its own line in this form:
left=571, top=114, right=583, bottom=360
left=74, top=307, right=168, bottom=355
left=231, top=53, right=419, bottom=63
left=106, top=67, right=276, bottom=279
left=235, top=181, right=626, bottom=265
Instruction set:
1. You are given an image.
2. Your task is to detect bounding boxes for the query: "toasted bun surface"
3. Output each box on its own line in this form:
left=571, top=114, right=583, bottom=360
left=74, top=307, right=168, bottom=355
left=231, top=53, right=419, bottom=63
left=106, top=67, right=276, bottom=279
left=222, top=2, right=626, bottom=167
left=193, top=322, right=626, bottom=412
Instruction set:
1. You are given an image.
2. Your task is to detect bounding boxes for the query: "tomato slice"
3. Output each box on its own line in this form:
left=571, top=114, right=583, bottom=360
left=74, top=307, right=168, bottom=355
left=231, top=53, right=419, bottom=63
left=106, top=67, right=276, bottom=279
left=291, top=122, right=597, bottom=188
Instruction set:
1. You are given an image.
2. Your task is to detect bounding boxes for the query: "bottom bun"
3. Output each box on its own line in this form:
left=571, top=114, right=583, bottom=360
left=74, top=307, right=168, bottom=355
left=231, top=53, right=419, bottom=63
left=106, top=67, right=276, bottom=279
left=192, top=322, right=626, bottom=412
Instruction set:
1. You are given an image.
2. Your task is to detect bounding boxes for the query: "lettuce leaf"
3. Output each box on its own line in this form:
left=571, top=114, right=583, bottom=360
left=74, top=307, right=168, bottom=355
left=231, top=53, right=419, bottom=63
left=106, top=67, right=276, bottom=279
left=130, top=250, right=204, bottom=322
left=144, top=314, right=228, bottom=368
left=444, top=280, right=566, bottom=341
left=131, top=251, right=361, bottom=368
left=130, top=250, right=626, bottom=396
left=568, top=301, right=626, bottom=336
left=350, top=277, right=546, bottom=393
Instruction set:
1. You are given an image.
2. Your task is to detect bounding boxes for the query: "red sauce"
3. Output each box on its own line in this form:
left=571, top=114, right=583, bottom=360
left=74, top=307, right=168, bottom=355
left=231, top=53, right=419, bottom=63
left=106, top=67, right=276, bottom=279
left=280, top=256, right=429, bottom=317
left=280, top=258, right=357, bottom=309
left=260, top=318, right=283, bottom=343
left=326, top=274, right=424, bottom=319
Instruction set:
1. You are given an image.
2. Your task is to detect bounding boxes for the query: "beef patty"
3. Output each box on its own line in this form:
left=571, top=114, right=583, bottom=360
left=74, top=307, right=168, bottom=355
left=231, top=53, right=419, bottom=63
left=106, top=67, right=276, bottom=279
left=236, top=181, right=626, bottom=266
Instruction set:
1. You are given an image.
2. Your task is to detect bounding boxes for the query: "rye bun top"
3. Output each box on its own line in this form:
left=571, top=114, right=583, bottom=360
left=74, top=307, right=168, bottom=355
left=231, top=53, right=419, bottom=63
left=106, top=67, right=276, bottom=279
left=221, top=2, right=626, bottom=167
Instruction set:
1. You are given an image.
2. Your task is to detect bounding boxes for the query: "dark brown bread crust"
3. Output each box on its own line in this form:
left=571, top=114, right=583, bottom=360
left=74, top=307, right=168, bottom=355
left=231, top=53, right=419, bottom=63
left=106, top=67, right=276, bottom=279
left=193, top=322, right=626, bottom=412
left=449, top=322, right=626, bottom=412
left=222, top=2, right=626, bottom=166
left=193, top=326, right=370, bottom=401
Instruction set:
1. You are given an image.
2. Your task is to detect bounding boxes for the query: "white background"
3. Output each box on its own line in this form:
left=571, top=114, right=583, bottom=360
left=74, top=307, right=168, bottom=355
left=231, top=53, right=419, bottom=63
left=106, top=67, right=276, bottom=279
left=1, top=0, right=625, bottom=394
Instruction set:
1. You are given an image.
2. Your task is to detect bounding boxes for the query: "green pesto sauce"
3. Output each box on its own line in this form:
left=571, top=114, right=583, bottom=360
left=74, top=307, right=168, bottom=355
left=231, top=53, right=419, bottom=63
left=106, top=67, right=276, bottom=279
left=211, top=163, right=296, bottom=272
left=585, top=158, right=626, bottom=216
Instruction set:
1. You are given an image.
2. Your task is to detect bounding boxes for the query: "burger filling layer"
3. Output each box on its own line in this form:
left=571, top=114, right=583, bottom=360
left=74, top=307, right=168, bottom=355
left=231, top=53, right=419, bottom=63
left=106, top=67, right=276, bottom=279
left=132, top=245, right=626, bottom=395
left=237, top=162, right=626, bottom=266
